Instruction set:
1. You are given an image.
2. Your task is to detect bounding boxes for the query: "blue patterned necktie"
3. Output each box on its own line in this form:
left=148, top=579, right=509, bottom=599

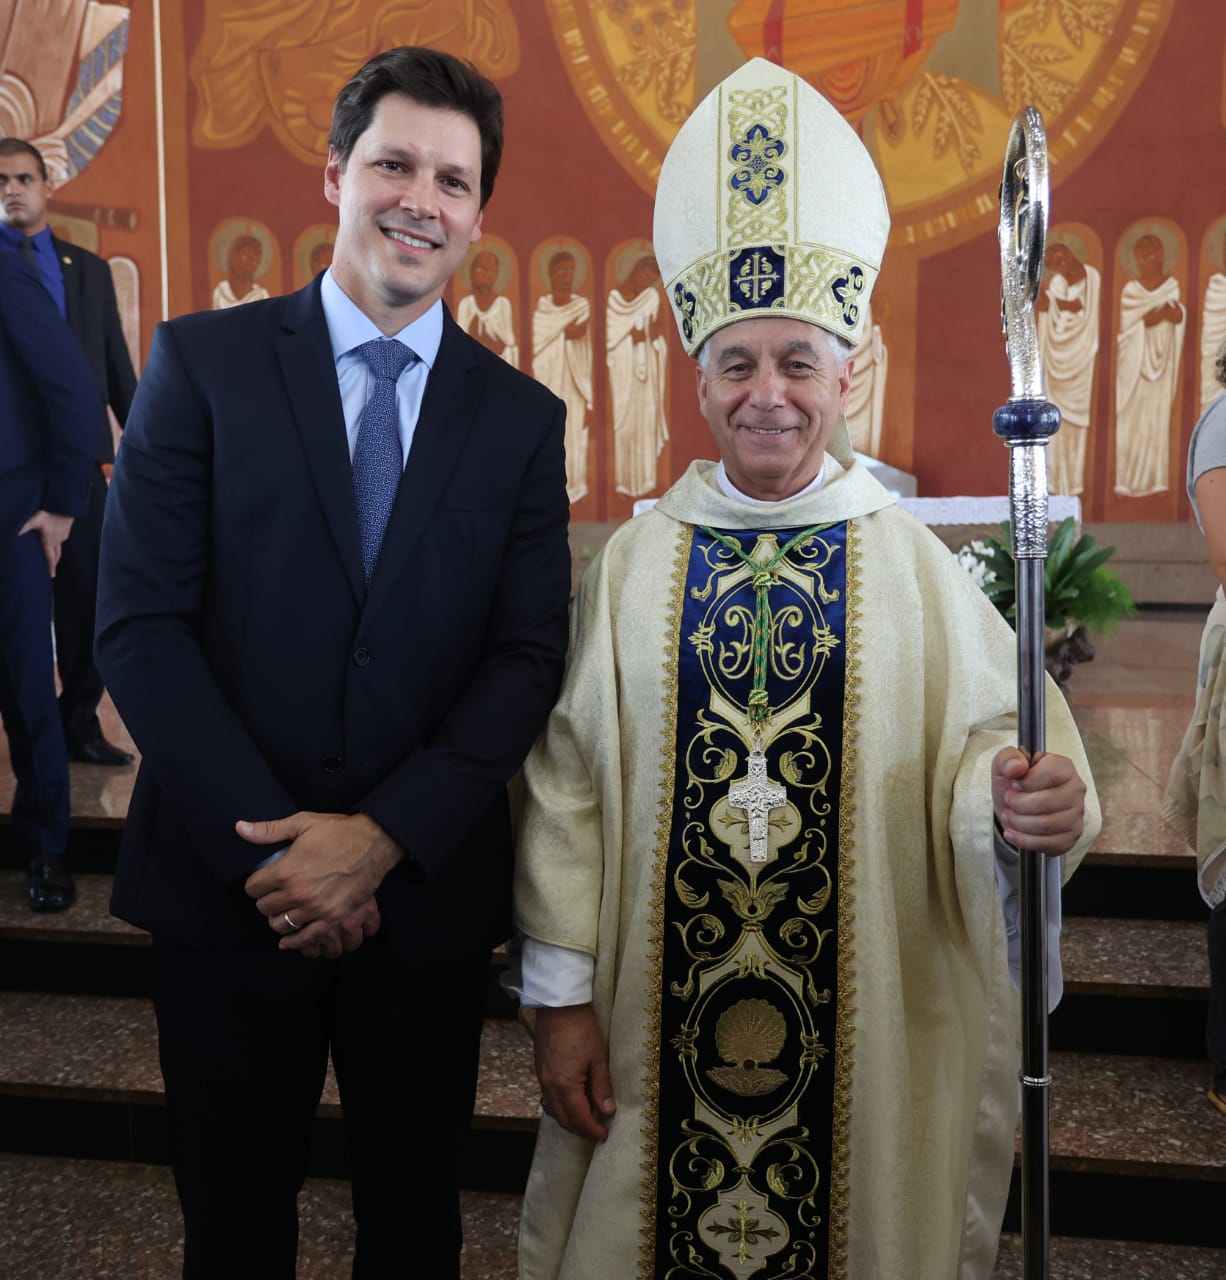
left=352, top=337, right=417, bottom=585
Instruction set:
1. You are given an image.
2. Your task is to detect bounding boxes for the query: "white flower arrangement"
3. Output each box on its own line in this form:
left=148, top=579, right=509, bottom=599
left=956, top=540, right=998, bottom=590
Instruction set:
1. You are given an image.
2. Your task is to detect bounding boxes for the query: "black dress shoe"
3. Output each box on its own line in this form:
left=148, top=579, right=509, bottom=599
left=68, top=736, right=134, bottom=766
left=28, top=855, right=76, bottom=913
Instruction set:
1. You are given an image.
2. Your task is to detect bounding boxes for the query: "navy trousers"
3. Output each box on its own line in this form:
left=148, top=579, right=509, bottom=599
left=53, top=465, right=108, bottom=749
left=0, top=465, right=70, bottom=860
left=152, top=931, right=490, bottom=1279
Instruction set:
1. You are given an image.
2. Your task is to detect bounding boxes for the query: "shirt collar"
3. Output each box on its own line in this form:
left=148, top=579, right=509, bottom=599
left=0, top=222, right=54, bottom=254
left=715, top=458, right=826, bottom=506
left=319, top=267, right=443, bottom=370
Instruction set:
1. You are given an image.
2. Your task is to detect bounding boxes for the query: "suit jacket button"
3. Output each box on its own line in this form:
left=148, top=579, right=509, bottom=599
left=321, top=755, right=344, bottom=774
left=353, top=647, right=370, bottom=667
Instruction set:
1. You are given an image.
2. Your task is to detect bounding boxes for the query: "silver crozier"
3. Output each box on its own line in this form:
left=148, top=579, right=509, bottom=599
left=994, top=106, right=1059, bottom=1280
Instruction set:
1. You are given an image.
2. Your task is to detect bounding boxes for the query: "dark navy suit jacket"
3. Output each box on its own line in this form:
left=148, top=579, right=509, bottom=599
left=0, top=251, right=96, bottom=514
left=96, top=279, right=571, bottom=960
left=51, top=234, right=138, bottom=463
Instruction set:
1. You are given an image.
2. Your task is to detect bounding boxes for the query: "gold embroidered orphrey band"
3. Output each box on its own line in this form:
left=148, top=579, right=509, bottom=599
left=635, top=518, right=862, bottom=1279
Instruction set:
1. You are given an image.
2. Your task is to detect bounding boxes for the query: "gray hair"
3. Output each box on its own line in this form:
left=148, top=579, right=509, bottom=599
left=695, top=328, right=853, bottom=371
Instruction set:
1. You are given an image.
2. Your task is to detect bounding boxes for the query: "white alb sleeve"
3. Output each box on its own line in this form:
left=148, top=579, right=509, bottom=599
left=502, top=936, right=595, bottom=1008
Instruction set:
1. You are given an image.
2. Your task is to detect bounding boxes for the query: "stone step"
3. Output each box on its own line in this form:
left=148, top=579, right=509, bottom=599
left=5, top=876, right=1210, bottom=987
left=3, top=1005, right=1226, bottom=1255
left=1062, top=916, right=1207, bottom=998
left=1038, top=1051, right=1225, bottom=1182
left=993, top=1233, right=1226, bottom=1278
left=5, top=875, right=1211, bottom=1049
left=1063, top=853, right=1203, bottom=922
left=0, top=870, right=141, bottom=945
left=0, top=872, right=516, bottom=1013
left=0, top=1152, right=521, bottom=1279
left=0, top=990, right=539, bottom=1189
left=0, top=821, right=124, bottom=875
left=8, top=999, right=1219, bottom=1184
left=996, top=1051, right=1226, bottom=1249
left=1053, top=916, right=1210, bottom=1057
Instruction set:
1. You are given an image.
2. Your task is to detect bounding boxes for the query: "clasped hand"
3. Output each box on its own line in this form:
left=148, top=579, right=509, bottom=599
left=239, top=811, right=403, bottom=958
left=990, top=747, right=1086, bottom=856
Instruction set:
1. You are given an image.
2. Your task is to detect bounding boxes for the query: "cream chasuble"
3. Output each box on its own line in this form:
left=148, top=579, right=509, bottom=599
left=515, top=456, right=1101, bottom=1280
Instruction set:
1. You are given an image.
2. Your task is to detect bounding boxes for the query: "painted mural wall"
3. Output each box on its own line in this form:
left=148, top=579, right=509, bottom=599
left=5, top=0, right=1224, bottom=524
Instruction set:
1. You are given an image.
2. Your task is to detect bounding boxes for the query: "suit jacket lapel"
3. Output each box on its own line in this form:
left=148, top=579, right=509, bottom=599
left=275, top=280, right=366, bottom=605
left=51, top=234, right=84, bottom=334
left=363, top=310, right=482, bottom=617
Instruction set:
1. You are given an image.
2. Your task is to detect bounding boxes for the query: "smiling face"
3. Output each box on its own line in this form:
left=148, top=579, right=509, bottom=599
left=324, top=92, right=485, bottom=334
left=696, top=317, right=852, bottom=502
left=0, top=148, right=51, bottom=235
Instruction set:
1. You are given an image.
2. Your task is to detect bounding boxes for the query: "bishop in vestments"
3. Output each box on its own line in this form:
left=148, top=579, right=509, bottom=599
left=512, top=58, right=1099, bottom=1280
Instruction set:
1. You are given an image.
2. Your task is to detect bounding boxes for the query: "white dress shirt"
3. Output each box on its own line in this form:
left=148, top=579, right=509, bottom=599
left=256, top=275, right=445, bottom=872
left=320, top=268, right=441, bottom=464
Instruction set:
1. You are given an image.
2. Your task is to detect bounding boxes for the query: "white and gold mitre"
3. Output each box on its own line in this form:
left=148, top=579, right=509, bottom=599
left=653, top=57, right=890, bottom=356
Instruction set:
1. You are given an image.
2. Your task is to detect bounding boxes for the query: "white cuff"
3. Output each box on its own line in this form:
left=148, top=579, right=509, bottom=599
left=502, top=936, right=595, bottom=1007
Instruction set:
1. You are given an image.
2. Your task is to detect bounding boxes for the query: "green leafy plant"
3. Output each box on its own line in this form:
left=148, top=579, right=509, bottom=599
left=958, top=518, right=1136, bottom=637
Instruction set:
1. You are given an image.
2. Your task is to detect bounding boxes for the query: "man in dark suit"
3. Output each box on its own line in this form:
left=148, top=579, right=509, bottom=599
left=96, top=47, right=571, bottom=1278
left=0, top=138, right=138, bottom=769
left=0, top=252, right=99, bottom=912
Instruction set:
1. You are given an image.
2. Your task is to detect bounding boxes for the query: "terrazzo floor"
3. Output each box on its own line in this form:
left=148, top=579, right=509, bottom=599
left=3, top=1152, right=1225, bottom=1279
left=0, top=1153, right=520, bottom=1279
left=992, top=1233, right=1226, bottom=1278
left=0, top=989, right=538, bottom=1126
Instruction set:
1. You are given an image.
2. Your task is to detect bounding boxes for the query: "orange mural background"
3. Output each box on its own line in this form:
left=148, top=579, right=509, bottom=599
left=12, top=0, right=1226, bottom=523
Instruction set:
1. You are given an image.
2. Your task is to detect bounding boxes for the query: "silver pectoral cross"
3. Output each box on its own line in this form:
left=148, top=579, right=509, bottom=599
left=728, top=750, right=787, bottom=863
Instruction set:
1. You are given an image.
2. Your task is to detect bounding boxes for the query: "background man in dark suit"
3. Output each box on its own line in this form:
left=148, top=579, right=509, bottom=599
left=0, top=252, right=99, bottom=912
left=96, top=47, right=571, bottom=1278
left=0, top=138, right=138, bottom=768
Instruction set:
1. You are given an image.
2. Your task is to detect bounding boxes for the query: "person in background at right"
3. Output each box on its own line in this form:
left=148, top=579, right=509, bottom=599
left=1163, top=340, right=1226, bottom=1114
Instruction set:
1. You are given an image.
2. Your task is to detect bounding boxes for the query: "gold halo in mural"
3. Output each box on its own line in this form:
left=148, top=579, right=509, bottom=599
left=544, top=0, right=1176, bottom=255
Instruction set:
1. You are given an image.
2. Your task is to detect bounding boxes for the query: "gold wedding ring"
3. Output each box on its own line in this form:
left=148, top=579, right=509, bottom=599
left=282, top=911, right=302, bottom=932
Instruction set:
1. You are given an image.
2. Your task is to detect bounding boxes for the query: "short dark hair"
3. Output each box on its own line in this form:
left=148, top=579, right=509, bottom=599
left=0, top=138, right=47, bottom=180
left=329, top=47, right=503, bottom=207
left=1216, top=341, right=1226, bottom=391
